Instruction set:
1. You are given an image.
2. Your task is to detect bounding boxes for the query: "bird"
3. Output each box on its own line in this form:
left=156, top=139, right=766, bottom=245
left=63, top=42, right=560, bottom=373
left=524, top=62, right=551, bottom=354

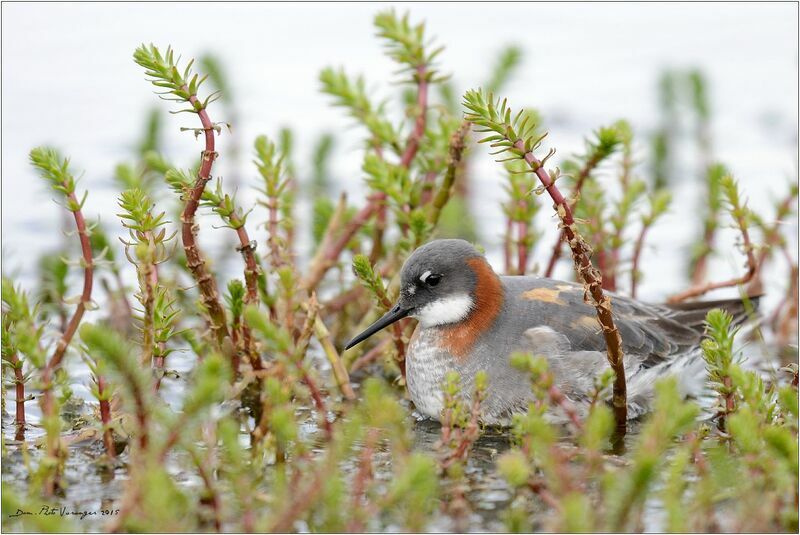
left=345, top=239, right=757, bottom=425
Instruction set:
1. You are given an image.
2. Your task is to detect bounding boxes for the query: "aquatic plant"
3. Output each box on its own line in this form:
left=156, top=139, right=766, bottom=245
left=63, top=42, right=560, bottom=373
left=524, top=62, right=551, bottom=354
left=1, top=8, right=796, bottom=534
left=463, top=90, right=630, bottom=431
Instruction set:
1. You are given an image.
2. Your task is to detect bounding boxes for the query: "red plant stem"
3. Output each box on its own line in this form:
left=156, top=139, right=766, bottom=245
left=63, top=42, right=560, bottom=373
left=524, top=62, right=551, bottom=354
left=266, top=193, right=282, bottom=268
left=233, top=223, right=262, bottom=372
left=513, top=139, right=627, bottom=431
left=229, top=312, right=242, bottom=375
left=301, top=366, right=333, bottom=439
left=366, top=67, right=429, bottom=264
left=690, top=226, right=716, bottom=286
left=349, top=338, right=391, bottom=373
left=322, top=265, right=392, bottom=313
left=233, top=227, right=260, bottom=308
left=132, top=386, right=149, bottom=451
left=369, top=194, right=388, bottom=264
left=192, top=449, right=222, bottom=533
left=596, top=247, right=610, bottom=289
left=722, top=376, right=735, bottom=421
left=543, top=232, right=563, bottom=278
left=607, top=252, right=619, bottom=291
left=548, top=384, right=583, bottom=430
left=141, top=255, right=156, bottom=367
left=400, top=65, right=429, bottom=169
left=668, top=214, right=757, bottom=303
left=296, top=307, right=334, bottom=439
left=527, top=479, right=561, bottom=511
left=630, top=223, right=651, bottom=299
left=543, top=154, right=603, bottom=278
left=517, top=201, right=529, bottom=275
left=323, top=285, right=365, bottom=313
left=97, top=375, right=116, bottom=459
left=40, top=187, right=94, bottom=466
left=504, top=218, right=514, bottom=274
left=9, top=353, right=25, bottom=440
left=429, top=123, right=470, bottom=229
left=750, top=191, right=797, bottom=293
left=777, top=263, right=798, bottom=349
left=302, top=196, right=380, bottom=292
left=270, top=461, right=331, bottom=532
left=157, top=416, right=188, bottom=463
left=181, top=92, right=230, bottom=348
left=153, top=357, right=165, bottom=392
left=138, top=245, right=169, bottom=391
left=418, top=171, right=438, bottom=206
left=347, top=427, right=379, bottom=532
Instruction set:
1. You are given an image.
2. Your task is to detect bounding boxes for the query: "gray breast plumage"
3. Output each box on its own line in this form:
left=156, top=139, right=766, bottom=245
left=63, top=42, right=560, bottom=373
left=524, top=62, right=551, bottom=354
left=405, top=328, right=452, bottom=420
left=405, top=325, right=537, bottom=426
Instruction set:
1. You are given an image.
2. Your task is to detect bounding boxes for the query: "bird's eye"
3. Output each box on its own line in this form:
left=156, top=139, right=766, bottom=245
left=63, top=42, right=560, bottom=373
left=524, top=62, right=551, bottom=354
left=425, top=274, right=442, bottom=287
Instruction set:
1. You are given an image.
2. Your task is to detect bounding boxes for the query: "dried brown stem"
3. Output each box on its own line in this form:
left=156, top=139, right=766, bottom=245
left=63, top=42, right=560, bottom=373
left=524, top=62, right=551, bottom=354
left=180, top=92, right=230, bottom=348
left=312, top=314, right=356, bottom=400
left=512, top=139, right=627, bottom=431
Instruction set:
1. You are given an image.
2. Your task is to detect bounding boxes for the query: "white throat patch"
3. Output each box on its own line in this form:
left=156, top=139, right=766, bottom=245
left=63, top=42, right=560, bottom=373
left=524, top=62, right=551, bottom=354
left=413, top=293, right=474, bottom=328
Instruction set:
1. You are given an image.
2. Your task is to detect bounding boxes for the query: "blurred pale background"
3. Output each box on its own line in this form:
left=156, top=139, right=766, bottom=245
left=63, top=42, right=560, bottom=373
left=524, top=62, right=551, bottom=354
left=2, top=2, right=797, bottom=306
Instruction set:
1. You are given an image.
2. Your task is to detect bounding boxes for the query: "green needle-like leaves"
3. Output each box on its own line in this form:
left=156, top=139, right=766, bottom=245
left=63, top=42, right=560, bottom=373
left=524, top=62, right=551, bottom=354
left=30, top=147, right=85, bottom=211
left=133, top=44, right=220, bottom=113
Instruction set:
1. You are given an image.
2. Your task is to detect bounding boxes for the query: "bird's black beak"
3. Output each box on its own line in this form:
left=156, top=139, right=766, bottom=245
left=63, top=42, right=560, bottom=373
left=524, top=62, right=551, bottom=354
left=344, top=302, right=411, bottom=350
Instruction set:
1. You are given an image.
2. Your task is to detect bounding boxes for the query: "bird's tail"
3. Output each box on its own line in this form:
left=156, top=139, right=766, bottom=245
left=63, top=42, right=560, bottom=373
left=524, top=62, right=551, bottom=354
left=664, top=294, right=761, bottom=335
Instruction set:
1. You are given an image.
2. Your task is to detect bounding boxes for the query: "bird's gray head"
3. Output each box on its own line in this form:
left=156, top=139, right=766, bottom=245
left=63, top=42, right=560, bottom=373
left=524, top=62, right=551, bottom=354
left=345, top=239, right=486, bottom=350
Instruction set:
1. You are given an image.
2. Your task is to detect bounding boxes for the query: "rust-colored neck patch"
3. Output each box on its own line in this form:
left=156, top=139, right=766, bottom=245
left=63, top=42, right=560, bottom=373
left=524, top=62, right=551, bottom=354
left=438, top=257, right=504, bottom=360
